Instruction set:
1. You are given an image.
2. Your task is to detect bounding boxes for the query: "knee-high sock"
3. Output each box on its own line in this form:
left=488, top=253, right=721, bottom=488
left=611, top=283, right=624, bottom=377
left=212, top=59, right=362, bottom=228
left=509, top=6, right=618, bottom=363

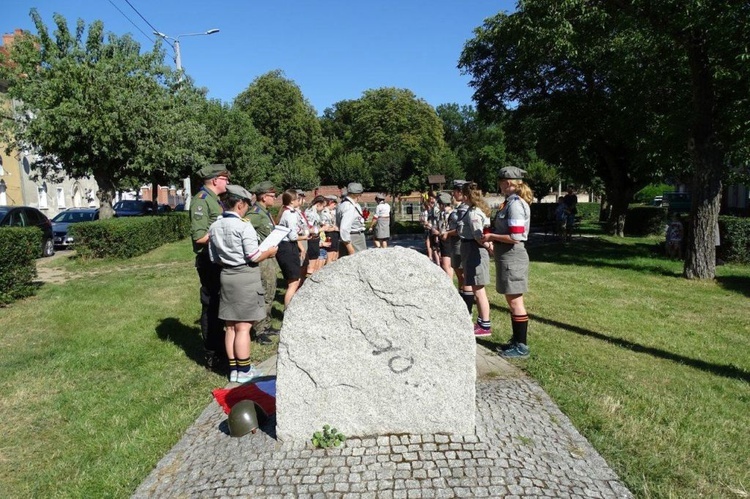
left=460, top=291, right=474, bottom=314
left=511, top=314, right=528, bottom=345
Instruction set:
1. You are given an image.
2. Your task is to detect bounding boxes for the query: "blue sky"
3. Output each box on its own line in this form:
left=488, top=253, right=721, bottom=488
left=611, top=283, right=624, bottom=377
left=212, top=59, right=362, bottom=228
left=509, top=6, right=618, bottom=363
left=4, top=1, right=515, bottom=114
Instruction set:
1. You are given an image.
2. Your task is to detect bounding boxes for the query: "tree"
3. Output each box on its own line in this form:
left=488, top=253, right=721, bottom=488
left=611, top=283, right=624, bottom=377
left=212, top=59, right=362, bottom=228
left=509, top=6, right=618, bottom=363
left=321, top=88, right=448, bottom=193
left=199, top=99, right=272, bottom=188
left=459, top=2, right=685, bottom=236
left=234, top=70, right=325, bottom=169
left=319, top=151, right=373, bottom=189
left=523, top=157, right=559, bottom=203
left=436, top=103, right=506, bottom=191
left=0, top=11, right=210, bottom=217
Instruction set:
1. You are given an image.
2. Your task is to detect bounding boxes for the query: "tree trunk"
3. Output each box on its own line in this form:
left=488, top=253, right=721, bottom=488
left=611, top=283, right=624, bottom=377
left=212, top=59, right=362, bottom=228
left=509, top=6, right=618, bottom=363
left=682, top=31, right=723, bottom=280
left=595, top=141, right=637, bottom=237
left=95, top=174, right=117, bottom=219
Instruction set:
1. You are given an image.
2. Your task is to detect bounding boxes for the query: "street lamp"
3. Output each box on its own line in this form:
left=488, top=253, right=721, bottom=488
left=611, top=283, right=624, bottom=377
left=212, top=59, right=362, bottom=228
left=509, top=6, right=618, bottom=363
left=153, top=28, right=220, bottom=72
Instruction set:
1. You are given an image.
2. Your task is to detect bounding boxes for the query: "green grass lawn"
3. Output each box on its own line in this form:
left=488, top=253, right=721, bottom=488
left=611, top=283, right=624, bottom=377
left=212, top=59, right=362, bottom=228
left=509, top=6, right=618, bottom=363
left=1, top=235, right=748, bottom=498
left=481, top=235, right=750, bottom=498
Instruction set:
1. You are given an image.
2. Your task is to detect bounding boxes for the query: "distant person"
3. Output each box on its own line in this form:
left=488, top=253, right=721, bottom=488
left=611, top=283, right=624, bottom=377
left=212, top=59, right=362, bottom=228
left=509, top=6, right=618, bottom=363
left=304, top=195, right=328, bottom=275
left=555, top=196, right=567, bottom=239
left=336, top=182, right=367, bottom=256
left=370, top=193, right=391, bottom=248
left=562, top=185, right=578, bottom=240
left=665, top=215, right=684, bottom=259
left=208, top=184, right=277, bottom=383
left=277, top=189, right=308, bottom=308
left=458, top=182, right=492, bottom=337
left=190, top=164, right=230, bottom=370
left=482, top=167, right=533, bottom=358
left=322, top=195, right=340, bottom=264
left=246, top=181, right=279, bottom=340
left=442, top=180, right=475, bottom=313
left=436, top=191, right=455, bottom=278
left=420, top=193, right=440, bottom=264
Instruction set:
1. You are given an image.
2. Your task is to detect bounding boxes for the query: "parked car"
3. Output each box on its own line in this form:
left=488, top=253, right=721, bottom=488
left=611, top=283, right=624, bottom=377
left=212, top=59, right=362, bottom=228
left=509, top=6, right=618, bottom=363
left=113, top=200, right=155, bottom=217
left=0, top=205, right=55, bottom=257
left=51, top=208, right=100, bottom=249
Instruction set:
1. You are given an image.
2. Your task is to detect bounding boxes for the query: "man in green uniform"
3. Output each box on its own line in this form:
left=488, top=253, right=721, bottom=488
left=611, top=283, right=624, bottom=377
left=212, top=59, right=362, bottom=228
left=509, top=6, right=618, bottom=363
left=247, top=181, right=280, bottom=338
left=190, top=164, right=230, bottom=369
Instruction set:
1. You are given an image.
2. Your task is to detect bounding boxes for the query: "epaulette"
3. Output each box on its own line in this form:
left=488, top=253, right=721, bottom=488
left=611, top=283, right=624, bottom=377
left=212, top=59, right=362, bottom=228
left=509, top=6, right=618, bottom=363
left=198, top=191, right=208, bottom=199
left=249, top=205, right=261, bottom=213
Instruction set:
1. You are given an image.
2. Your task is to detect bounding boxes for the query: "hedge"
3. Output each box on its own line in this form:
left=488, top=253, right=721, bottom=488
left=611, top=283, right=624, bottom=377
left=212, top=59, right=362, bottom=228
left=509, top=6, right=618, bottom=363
left=71, top=213, right=190, bottom=259
left=719, top=216, right=750, bottom=264
left=624, top=206, right=667, bottom=236
left=0, top=227, right=41, bottom=305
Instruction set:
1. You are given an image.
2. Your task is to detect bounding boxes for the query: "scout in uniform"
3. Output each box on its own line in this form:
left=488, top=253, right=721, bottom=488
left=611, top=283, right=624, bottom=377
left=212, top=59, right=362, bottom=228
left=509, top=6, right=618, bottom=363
left=369, top=193, right=391, bottom=248
left=207, top=184, right=278, bottom=383
left=190, top=164, right=230, bottom=369
left=246, top=181, right=279, bottom=339
left=336, top=182, right=367, bottom=256
left=481, top=166, right=533, bottom=358
left=441, top=180, right=475, bottom=313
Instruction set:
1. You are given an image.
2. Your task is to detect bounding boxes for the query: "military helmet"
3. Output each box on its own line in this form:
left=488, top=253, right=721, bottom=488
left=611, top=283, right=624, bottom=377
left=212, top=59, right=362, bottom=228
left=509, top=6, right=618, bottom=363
left=227, top=400, right=260, bottom=437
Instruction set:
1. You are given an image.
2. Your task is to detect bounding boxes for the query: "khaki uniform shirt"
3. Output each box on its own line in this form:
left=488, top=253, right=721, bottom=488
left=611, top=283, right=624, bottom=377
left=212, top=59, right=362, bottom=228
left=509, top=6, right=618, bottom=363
left=247, top=203, right=275, bottom=243
left=190, top=187, right=223, bottom=254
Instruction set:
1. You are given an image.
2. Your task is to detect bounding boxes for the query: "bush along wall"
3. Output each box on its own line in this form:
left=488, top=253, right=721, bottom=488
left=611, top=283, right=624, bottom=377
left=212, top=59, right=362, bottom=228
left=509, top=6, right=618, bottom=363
left=530, top=202, right=600, bottom=226
left=624, top=206, right=667, bottom=236
left=72, top=213, right=190, bottom=259
left=719, top=216, right=750, bottom=264
left=0, top=227, right=42, bottom=305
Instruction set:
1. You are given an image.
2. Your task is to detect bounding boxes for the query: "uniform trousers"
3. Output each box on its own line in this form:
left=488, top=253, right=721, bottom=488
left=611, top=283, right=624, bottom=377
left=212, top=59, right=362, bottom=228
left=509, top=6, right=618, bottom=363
left=195, top=251, right=225, bottom=355
left=255, top=257, right=279, bottom=333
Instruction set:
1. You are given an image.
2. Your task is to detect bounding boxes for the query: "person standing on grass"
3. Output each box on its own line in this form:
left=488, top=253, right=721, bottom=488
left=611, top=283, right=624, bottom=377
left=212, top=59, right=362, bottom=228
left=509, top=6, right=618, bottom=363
left=481, top=166, right=533, bottom=358
left=369, top=193, right=391, bottom=248
left=563, top=185, right=578, bottom=241
left=336, top=182, right=367, bottom=256
left=208, top=184, right=278, bottom=383
left=247, top=181, right=280, bottom=340
left=458, top=181, right=493, bottom=337
left=322, top=196, right=340, bottom=264
left=190, top=164, right=230, bottom=370
left=441, top=180, right=475, bottom=313
left=436, top=191, right=455, bottom=278
left=276, top=189, right=308, bottom=308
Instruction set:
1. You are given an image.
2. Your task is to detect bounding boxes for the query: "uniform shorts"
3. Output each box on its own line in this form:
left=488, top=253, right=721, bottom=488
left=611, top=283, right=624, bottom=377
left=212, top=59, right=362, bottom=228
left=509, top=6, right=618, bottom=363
left=306, top=237, right=321, bottom=260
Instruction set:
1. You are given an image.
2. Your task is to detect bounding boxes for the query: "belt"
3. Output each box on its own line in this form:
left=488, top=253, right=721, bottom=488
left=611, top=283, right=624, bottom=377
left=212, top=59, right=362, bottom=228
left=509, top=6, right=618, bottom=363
left=350, top=230, right=364, bottom=234
left=460, top=238, right=476, bottom=241
left=220, top=262, right=258, bottom=268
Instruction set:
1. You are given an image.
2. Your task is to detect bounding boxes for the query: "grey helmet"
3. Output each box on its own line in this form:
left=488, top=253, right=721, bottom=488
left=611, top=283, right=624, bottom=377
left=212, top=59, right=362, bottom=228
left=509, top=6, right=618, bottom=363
left=228, top=400, right=259, bottom=437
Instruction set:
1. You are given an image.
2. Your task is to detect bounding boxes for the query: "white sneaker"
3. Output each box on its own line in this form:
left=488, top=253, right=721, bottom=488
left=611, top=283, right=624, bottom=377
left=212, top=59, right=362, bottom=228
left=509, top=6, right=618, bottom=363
left=236, top=367, right=263, bottom=384
left=228, top=370, right=238, bottom=383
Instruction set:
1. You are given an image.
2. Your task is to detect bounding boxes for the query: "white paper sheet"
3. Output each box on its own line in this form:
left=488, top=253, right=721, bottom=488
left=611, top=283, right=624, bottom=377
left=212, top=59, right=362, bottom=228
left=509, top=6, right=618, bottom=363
left=258, top=225, right=291, bottom=252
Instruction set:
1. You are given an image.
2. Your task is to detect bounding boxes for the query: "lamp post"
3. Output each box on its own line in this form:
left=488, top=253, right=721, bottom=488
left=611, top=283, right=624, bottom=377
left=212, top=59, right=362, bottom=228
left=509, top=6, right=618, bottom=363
left=153, top=28, right=220, bottom=72
left=153, top=28, right=219, bottom=210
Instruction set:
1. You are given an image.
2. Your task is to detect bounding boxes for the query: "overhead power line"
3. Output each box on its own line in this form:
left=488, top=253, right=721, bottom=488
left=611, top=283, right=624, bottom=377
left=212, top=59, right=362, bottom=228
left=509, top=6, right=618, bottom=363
left=107, top=0, right=155, bottom=44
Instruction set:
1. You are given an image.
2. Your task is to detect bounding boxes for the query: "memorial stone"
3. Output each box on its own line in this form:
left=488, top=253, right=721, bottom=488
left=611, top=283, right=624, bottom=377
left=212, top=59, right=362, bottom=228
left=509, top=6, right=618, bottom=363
left=276, top=246, right=476, bottom=442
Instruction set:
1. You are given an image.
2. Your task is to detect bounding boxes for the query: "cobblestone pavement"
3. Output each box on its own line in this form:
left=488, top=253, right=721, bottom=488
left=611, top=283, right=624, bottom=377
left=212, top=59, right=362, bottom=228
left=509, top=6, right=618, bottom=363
left=133, top=347, right=632, bottom=498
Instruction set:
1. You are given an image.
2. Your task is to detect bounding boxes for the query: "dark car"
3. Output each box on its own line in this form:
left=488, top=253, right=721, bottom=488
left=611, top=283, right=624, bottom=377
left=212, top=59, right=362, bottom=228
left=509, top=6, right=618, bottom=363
left=113, top=200, right=155, bottom=217
left=0, top=205, right=55, bottom=257
left=51, top=208, right=100, bottom=249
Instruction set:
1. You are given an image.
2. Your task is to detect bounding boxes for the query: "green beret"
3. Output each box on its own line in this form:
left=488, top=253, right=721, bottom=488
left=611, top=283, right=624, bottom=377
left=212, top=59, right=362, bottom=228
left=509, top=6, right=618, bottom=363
left=197, top=164, right=230, bottom=180
left=253, top=181, right=276, bottom=195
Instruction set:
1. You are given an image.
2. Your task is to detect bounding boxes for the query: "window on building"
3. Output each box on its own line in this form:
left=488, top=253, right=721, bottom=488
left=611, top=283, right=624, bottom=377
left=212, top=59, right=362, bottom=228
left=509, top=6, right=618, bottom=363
left=38, top=184, right=48, bottom=209
left=57, top=187, right=65, bottom=208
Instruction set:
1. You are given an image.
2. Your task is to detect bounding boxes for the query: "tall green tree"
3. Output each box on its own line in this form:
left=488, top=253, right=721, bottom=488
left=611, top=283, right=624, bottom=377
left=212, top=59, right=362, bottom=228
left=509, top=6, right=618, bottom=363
left=459, top=2, right=685, bottom=236
left=321, top=87, right=447, bottom=193
left=199, top=99, right=272, bottom=188
left=234, top=70, right=325, bottom=170
left=0, top=11, right=209, bottom=217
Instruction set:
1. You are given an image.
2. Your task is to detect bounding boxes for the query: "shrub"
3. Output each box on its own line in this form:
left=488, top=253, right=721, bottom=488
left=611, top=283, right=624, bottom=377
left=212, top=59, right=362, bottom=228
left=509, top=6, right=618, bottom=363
left=529, top=202, right=600, bottom=225
left=719, top=216, right=750, bottom=264
left=624, top=206, right=667, bottom=236
left=634, top=183, right=672, bottom=204
left=392, top=220, right=423, bottom=235
left=72, top=213, right=190, bottom=259
left=0, top=227, right=41, bottom=305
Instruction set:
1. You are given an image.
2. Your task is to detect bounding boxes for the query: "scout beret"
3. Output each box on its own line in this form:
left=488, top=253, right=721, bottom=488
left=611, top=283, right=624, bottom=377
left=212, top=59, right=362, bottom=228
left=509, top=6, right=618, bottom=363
left=438, top=192, right=453, bottom=205
left=452, top=179, right=467, bottom=189
left=347, top=182, right=364, bottom=194
left=498, top=167, right=527, bottom=180
left=325, top=195, right=338, bottom=202
left=198, top=164, right=230, bottom=180
left=225, top=184, right=253, bottom=201
left=253, top=181, right=276, bottom=195
left=375, top=193, right=386, bottom=201
left=295, top=189, right=306, bottom=197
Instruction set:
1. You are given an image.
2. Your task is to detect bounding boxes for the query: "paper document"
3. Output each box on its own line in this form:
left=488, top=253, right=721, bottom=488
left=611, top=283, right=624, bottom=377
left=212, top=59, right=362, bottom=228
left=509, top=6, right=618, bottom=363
left=258, top=225, right=291, bottom=252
